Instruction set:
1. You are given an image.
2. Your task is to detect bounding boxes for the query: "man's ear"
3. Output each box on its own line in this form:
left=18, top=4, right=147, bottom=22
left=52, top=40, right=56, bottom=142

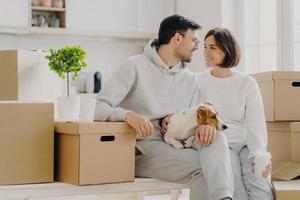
left=173, top=32, right=182, bottom=44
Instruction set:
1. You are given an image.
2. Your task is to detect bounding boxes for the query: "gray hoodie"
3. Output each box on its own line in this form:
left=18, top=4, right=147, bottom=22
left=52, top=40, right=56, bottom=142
left=95, top=39, right=200, bottom=133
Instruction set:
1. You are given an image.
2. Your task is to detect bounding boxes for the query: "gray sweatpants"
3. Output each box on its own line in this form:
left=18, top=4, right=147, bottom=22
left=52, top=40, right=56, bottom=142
left=193, top=143, right=274, bottom=200
left=228, top=143, right=274, bottom=200
left=135, top=133, right=234, bottom=200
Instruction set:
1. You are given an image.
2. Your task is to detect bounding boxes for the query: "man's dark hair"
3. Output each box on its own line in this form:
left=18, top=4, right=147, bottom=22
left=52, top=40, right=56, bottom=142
left=205, top=27, right=241, bottom=68
left=157, top=15, right=201, bottom=46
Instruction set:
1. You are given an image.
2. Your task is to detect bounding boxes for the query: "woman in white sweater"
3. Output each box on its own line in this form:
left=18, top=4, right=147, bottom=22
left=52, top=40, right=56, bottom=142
left=197, top=27, right=274, bottom=200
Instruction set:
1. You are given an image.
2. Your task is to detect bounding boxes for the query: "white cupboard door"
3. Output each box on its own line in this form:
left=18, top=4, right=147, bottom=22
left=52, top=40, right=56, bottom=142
left=0, top=0, right=29, bottom=28
left=66, top=0, right=136, bottom=33
left=137, top=0, right=175, bottom=33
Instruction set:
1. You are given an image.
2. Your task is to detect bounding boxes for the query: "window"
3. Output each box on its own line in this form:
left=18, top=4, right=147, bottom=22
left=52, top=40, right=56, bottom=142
left=294, top=0, right=300, bottom=70
left=242, top=0, right=277, bottom=74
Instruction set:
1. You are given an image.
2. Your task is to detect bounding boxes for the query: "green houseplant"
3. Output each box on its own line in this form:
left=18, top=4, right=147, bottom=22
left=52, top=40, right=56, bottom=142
left=45, top=46, right=87, bottom=120
left=46, top=46, right=87, bottom=96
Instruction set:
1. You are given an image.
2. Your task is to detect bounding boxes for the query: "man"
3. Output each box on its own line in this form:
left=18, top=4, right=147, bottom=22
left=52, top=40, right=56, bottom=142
left=95, top=15, right=234, bottom=200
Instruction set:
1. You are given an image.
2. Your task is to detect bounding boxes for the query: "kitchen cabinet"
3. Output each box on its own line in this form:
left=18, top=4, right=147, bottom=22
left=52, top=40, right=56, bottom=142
left=31, top=6, right=66, bottom=28
left=137, top=0, right=175, bottom=33
left=66, top=0, right=136, bottom=33
left=0, top=0, right=29, bottom=29
left=0, top=0, right=175, bottom=39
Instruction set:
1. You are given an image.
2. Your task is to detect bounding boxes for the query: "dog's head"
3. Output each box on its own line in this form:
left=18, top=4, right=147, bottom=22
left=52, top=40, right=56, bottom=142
left=196, top=103, right=227, bottom=131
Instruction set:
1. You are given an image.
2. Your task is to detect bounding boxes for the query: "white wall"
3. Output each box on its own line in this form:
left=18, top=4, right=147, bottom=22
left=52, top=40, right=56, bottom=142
left=1, top=0, right=239, bottom=84
left=0, top=34, right=147, bottom=85
left=176, top=0, right=239, bottom=72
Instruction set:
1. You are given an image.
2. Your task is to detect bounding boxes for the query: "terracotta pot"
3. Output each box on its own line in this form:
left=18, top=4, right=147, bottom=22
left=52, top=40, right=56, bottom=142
left=41, top=0, right=52, bottom=7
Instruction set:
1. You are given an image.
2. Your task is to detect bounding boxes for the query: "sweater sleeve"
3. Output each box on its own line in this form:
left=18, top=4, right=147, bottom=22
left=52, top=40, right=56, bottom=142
left=189, top=74, right=202, bottom=107
left=245, top=77, right=268, bottom=157
left=94, top=60, right=136, bottom=121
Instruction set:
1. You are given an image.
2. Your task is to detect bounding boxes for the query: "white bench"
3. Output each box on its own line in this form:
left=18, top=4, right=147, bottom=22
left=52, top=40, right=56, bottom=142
left=0, top=178, right=189, bottom=200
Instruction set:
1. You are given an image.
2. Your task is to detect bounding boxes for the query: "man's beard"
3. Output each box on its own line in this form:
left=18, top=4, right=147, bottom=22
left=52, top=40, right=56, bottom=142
left=181, top=56, right=192, bottom=63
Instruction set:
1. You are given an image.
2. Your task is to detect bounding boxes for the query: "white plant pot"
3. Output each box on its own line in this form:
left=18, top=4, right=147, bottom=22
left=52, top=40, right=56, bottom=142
left=79, top=98, right=97, bottom=122
left=57, top=96, right=80, bottom=121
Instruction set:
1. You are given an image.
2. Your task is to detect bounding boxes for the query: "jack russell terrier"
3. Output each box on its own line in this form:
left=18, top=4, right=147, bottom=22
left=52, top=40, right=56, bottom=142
left=164, top=103, right=227, bottom=148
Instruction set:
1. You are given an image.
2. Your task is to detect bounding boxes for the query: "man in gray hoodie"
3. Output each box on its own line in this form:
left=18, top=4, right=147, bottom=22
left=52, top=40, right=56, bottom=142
left=95, top=15, right=234, bottom=200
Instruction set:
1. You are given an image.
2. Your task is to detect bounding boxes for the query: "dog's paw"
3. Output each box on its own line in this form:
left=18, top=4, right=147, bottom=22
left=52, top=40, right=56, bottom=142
left=172, top=141, right=184, bottom=149
left=184, top=140, right=193, bottom=148
left=184, top=141, right=192, bottom=148
left=184, top=136, right=194, bottom=148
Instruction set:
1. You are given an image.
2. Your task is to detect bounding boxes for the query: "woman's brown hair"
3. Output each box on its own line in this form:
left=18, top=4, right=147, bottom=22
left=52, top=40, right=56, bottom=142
left=205, top=27, right=241, bottom=68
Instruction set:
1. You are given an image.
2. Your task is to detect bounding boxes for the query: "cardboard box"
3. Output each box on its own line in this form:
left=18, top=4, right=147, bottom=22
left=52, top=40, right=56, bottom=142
left=0, top=49, right=61, bottom=101
left=0, top=102, right=54, bottom=185
left=291, top=122, right=300, bottom=163
left=272, top=162, right=300, bottom=181
left=273, top=180, right=300, bottom=200
left=54, top=122, right=136, bottom=185
left=251, top=71, right=300, bottom=121
left=267, top=122, right=291, bottom=167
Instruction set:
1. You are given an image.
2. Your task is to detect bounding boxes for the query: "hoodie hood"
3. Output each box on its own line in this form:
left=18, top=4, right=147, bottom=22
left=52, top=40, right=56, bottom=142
left=143, top=38, right=188, bottom=74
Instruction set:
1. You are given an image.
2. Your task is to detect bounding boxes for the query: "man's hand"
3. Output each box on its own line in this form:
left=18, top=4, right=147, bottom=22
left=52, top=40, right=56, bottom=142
left=161, top=114, right=173, bottom=134
left=125, top=111, right=154, bottom=139
left=194, top=125, right=217, bottom=146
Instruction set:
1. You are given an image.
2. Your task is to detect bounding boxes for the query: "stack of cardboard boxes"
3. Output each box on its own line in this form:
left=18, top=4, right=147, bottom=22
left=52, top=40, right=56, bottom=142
left=0, top=49, right=136, bottom=187
left=0, top=50, right=59, bottom=185
left=252, top=71, right=300, bottom=199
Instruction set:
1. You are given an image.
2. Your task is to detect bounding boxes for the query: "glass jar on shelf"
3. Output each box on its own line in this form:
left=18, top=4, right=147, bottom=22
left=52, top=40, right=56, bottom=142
left=52, top=0, right=64, bottom=8
left=32, top=0, right=40, bottom=6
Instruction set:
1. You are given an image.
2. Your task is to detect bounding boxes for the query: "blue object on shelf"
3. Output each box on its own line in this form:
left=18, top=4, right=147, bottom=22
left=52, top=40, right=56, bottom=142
left=94, top=71, right=102, bottom=93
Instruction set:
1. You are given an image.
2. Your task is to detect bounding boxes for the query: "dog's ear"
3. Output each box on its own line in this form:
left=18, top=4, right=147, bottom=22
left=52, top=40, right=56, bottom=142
left=198, top=106, right=216, bottom=118
left=197, top=106, right=208, bottom=117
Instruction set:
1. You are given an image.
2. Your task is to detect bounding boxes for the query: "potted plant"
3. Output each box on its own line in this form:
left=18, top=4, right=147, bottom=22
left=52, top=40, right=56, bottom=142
left=46, top=46, right=87, bottom=120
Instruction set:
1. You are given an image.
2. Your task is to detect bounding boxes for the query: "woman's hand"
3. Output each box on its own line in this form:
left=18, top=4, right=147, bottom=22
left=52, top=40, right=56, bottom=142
left=161, top=114, right=173, bottom=134
left=262, top=163, right=272, bottom=178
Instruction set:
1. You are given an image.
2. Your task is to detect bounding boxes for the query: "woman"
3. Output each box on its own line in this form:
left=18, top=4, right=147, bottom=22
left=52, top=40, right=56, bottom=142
left=197, top=27, right=273, bottom=199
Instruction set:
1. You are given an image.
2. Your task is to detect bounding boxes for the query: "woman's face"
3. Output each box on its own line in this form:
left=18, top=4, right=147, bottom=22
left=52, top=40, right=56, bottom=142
left=204, top=35, right=225, bottom=68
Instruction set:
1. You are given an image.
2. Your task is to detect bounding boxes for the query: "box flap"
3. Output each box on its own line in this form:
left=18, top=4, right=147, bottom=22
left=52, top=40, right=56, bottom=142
left=267, top=122, right=291, bottom=132
left=251, top=71, right=273, bottom=81
left=273, top=180, right=300, bottom=191
left=272, top=71, right=300, bottom=80
left=291, top=122, right=300, bottom=131
left=55, top=122, right=135, bottom=135
left=272, top=162, right=300, bottom=180
left=251, top=71, right=300, bottom=81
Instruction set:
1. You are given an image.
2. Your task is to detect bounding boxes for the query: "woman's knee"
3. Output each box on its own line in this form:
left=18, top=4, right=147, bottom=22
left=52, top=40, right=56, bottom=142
left=214, top=132, right=228, bottom=146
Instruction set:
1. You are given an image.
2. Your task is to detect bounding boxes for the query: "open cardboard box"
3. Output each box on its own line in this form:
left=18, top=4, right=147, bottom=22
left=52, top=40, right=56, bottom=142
left=273, top=180, right=300, bottom=200
left=267, top=122, right=291, bottom=166
left=291, top=122, right=300, bottom=163
left=272, top=121, right=300, bottom=199
left=272, top=162, right=300, bottom=199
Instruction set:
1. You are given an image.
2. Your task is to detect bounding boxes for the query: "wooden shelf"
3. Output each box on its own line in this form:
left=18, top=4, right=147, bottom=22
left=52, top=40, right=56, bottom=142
left=32, top=6, right=65, bottom=12
left=30, top=27, right=156, bottom=40
left=0, top=27, right=155, bottom=40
